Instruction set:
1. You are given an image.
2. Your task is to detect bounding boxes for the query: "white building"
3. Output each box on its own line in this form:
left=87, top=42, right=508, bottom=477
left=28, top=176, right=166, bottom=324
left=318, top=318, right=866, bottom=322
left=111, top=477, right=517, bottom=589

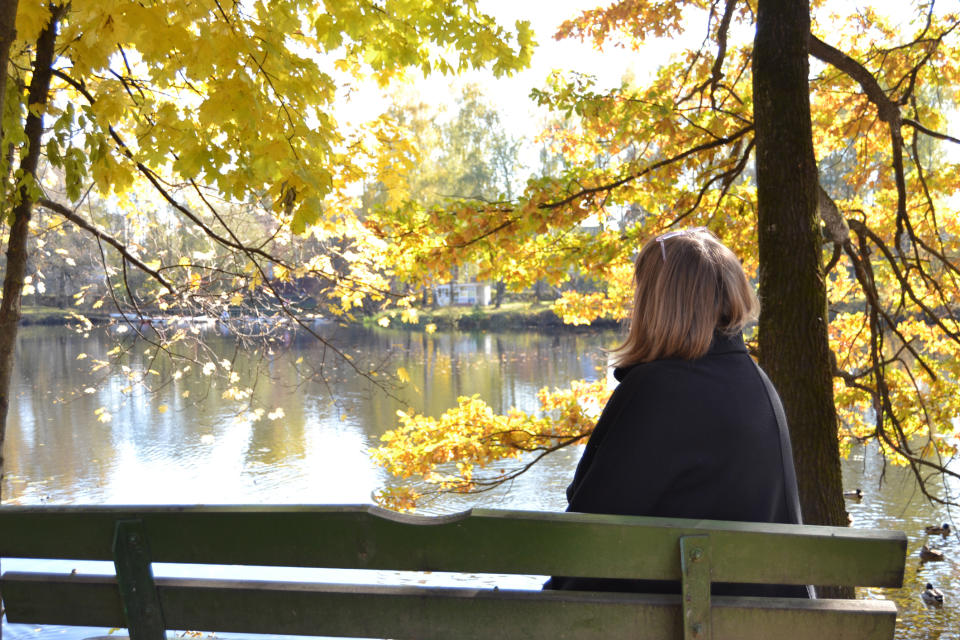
left=433, top=282, right=491, bottom=306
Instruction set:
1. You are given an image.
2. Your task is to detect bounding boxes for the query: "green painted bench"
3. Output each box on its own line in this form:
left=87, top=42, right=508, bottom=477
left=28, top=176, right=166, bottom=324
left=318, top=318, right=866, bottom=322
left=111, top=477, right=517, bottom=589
left=0, top=504, right=906, bottom=640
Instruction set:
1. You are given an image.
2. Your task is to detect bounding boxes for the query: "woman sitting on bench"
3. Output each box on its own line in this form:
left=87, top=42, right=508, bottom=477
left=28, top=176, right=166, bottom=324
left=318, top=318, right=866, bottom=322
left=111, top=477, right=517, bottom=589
left=546, top=227, right=809, bottom=598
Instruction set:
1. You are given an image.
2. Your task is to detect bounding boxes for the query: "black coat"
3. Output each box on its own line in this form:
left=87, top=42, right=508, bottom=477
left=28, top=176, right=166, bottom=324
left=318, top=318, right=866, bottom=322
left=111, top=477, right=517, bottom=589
left=547, top=331, right=808, bottom=597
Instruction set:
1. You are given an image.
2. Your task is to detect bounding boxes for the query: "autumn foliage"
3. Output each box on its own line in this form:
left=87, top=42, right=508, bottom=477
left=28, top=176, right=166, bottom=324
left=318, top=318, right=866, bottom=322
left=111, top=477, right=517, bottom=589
left=0, top=1, right=533, bottom=496
left=4, top=2, right=960, bottom=513
left=371, top=0, right=960, bottom=509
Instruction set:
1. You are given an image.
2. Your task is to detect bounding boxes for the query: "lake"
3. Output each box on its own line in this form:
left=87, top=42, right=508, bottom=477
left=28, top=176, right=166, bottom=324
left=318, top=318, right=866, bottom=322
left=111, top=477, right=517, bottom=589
left=2, top=323, right=958, bottom=639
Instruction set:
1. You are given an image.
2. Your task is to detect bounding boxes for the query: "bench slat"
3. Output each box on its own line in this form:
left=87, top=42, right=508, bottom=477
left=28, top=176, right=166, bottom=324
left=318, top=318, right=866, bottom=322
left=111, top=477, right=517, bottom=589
left=2, top=573, right=898, bottom=640
left=0, top=505, right=907, bottom=587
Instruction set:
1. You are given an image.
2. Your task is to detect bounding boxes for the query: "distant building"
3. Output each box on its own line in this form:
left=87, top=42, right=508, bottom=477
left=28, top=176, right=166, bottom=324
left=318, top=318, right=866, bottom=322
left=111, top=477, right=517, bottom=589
left=434, top=282, right=491, bottom=306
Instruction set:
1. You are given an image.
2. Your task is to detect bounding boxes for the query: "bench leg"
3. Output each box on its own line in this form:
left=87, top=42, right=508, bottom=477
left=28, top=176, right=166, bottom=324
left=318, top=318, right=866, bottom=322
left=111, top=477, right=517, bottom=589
left=680, top=535, right=711, bottom=640
left=113, top=519, right=166, bottom=640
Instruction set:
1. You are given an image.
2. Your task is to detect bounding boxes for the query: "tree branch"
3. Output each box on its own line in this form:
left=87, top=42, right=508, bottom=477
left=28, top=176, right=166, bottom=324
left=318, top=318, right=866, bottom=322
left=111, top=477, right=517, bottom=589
left=807, top=34, right=900, bottom=123
left=902, top=117, right=960, bottom=145
left=37, top=197, right=176, bottom=294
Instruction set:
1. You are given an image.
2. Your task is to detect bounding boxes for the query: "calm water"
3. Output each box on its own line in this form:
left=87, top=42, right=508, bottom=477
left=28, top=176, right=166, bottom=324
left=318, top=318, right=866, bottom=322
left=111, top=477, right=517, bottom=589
left=2, top=324, right=959, bottom=639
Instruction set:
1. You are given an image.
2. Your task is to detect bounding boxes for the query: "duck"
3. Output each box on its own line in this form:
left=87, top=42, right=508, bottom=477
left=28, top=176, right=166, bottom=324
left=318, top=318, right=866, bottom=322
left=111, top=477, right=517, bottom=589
left=843, top=488, right=863, bottom=500
left=921, top=582, right=944, bottom=606
left=925, top=523, right=952, bottom=536
left=920, top=544, right=946, bottom=562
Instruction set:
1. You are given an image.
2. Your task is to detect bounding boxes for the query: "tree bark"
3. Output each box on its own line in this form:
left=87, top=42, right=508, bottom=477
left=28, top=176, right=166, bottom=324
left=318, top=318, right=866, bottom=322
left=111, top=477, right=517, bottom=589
left=0, top=0, right=18, bottom=135
left=0, top=4, right=60, bottom=504
left=753, top=0, right=848, bottom=543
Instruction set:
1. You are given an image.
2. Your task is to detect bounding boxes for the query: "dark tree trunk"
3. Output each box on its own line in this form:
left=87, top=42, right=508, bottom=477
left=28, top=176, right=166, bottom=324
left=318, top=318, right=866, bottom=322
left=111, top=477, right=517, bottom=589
left=0, top=4, right=60, bottom=498
left=0, top=3, right=18, bottom=634
left=753, top=0, right=848, bottom=549
left=494, top=280, right=505, bottom=308
left=0, top=1, right=17, bottom=136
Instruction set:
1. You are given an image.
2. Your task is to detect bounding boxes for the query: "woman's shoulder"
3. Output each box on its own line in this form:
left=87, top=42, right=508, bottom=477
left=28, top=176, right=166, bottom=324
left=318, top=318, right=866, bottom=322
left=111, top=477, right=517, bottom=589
left=611, top=348, right=757, bottom=404
left=613, top=356, right=696, bottom=384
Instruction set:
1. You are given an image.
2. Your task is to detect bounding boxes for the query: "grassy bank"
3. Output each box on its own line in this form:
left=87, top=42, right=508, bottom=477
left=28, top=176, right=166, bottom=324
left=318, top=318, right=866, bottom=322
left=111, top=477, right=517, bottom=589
left=16, top=301, right=621, bottom=333
left=367, top=301, right=621, bottom=332
left=19, top=305, right=112, bottom=326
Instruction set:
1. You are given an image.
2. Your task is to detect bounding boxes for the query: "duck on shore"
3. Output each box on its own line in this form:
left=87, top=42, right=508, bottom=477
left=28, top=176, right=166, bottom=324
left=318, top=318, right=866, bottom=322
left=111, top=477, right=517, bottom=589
left=921, top=583, right=944, bottom=606
left=920, top=544, right=946, bottom=562
left=925, top=523, right=952, bottom=536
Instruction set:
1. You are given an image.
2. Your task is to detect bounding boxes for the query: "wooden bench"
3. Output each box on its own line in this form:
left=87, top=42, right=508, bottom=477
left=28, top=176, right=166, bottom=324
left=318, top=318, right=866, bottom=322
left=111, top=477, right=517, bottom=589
left=0, top=504, right=906, bottom=640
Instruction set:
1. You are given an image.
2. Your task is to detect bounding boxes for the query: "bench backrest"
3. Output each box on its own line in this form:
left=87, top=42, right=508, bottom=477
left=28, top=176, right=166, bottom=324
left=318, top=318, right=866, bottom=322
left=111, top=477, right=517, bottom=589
left=0, top=505, right=907, bottom=640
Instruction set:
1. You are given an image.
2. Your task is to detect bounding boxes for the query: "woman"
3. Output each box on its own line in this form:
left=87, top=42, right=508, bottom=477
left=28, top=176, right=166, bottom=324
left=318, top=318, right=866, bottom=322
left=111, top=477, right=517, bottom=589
left=547, top=227, right=808, bottom=598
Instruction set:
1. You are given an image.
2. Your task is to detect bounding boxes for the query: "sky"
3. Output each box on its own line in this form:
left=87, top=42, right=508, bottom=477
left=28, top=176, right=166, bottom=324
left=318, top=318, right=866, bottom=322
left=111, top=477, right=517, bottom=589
left=332, top=0, right=692, bottom=181
left=332, top=0, right=947, bottom=172
left=334, top=1, right=682, bottom=136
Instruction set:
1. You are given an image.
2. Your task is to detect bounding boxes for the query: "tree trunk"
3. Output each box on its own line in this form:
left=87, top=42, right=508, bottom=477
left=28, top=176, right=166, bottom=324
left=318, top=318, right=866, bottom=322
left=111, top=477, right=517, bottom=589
left=0, top=4, right=18, bottom=635
left=753, top=0, right=848, bottom=545
left=494, top=280, right=505, bottom=308
left=0, top=0, right=17, bottom=134
left=0, top=4, right=60, bottom=502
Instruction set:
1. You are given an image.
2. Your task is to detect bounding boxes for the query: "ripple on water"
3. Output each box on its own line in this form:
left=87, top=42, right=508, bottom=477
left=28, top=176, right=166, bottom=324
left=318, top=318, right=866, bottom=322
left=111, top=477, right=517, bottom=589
left=845, top=447, right=960, bottom=640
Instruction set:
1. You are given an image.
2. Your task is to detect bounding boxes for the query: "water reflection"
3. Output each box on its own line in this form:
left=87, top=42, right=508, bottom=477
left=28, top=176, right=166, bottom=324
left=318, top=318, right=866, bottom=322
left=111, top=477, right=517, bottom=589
left=846, top=445, right=960, bottom=639
left=3, top=324, right=960, bottom=639
left=3, top=325, right=610, bottom=507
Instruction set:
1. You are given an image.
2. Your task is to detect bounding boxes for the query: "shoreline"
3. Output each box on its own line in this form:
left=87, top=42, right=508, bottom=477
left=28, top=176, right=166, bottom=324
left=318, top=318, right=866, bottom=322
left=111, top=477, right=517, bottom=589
left=366, top=302, right=622, bottom=333
left=18, top=303, right=623, bottom=333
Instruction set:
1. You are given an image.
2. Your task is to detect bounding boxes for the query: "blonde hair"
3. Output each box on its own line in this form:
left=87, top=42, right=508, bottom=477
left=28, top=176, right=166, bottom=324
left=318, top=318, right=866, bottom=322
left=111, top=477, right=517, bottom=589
left=611, top=227, right=759, bottom=367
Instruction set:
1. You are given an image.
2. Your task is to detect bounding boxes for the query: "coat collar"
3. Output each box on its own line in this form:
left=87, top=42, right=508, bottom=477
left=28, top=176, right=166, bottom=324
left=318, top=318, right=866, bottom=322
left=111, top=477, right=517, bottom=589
left=612, top=330, right=747, bottom=382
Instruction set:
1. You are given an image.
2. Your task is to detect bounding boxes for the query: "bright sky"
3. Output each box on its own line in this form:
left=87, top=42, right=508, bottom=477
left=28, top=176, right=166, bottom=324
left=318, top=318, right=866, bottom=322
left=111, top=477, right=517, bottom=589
left=334, top=0, right=941, bottom=168
left=335, top=1, right=683, bottom=138
left=454, top=0, right=680, bottom=134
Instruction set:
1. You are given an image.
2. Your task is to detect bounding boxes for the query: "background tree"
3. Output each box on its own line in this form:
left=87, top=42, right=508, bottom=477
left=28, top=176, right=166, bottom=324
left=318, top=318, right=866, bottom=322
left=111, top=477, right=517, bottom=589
left=364, top=83, right=523, bottom=306
left=373, top=0, right=960, bottom=525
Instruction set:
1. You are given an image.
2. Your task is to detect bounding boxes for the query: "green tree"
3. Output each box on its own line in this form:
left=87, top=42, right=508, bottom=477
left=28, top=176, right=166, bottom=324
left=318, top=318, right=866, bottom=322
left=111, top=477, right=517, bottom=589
left=364, top=83, right=523, bottom=304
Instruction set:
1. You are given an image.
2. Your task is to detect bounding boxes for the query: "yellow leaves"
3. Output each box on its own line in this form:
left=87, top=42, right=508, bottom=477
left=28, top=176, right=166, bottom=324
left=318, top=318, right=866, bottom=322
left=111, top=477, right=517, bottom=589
left=158, top=405, right=168, bottom=414
left=15, top=3, right=52, bottom=45
left=372, top=380, right=611, bottom=509
left=552, top=290, right=630, bottom=326
left=88, top=87, right=127, bottom=125
left=377, top=316, right=391, bottom=327
left=424, top=323, right=437, bottom=334
left=373, top=486, right=422, bottom=513
left=94, top=407, right=112, bottom=424
left=221, top=386, right=252, bottom=401
left=396, top=366, right=410, bottom=384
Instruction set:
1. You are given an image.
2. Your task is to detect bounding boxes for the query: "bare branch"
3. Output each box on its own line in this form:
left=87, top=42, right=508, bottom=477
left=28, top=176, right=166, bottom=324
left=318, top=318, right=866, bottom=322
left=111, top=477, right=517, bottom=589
left=37, top=197, right=176, bottom=294
left=902, top=117, right=960, bottom=145
left=808, top=34, right=900, bottom=123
